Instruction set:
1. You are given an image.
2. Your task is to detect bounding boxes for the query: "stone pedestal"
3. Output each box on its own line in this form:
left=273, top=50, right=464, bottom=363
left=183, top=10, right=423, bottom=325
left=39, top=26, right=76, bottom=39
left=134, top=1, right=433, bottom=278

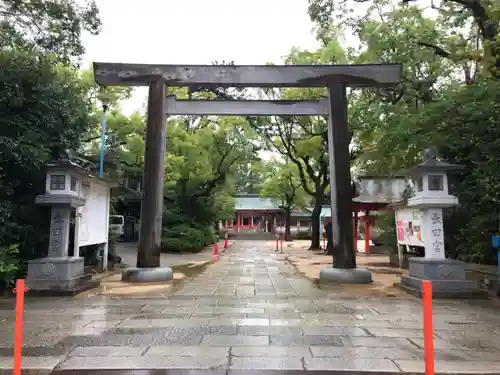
left=26, top=257, right=98, bottom=296
left=27, top=194, right=98, bottom=296
left=122, top=267, right=173, bottom=282
left=319, top=267, right=372, bottom=284
left=396, top=257, right=487, bottom=298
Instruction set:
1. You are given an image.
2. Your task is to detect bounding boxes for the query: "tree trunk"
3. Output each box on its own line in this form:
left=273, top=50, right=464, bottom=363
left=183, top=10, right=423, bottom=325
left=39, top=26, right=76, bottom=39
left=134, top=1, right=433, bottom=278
left=309, top=203, right=322, bottom=250
left=284, top=209, right=292, bottom=242
left=324, top=221, right=334, bottom=256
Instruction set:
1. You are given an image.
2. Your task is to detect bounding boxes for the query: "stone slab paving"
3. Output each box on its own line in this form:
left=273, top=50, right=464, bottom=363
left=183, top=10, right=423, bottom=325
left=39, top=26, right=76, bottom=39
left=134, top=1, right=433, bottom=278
left=0, top=241, right=499, bottom=373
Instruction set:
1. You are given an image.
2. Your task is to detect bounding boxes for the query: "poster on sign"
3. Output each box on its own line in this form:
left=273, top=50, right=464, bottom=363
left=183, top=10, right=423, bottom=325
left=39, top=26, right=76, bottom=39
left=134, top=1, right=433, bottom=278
left=395, top=208, right=424, bottom=246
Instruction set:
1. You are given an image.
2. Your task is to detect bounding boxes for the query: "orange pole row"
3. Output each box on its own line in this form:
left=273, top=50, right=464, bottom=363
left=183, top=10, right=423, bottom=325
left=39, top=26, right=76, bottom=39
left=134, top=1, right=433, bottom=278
left=422, top=280, right=434, bottom=375
left=14, top=279, right=26, bottom=375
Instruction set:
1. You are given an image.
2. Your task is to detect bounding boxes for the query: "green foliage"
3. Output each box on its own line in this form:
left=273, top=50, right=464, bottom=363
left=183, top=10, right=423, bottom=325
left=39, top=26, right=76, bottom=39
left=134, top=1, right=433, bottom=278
left=0, top=0, right=101, bottom=273
left=0, top=0, right=101, bottom=63
left=0, top=244, right=20, bottom=289
left=162, top=116, right=253, bottom=225
left=0, top=49, right=93, bottom=265
left=307, top=0, right=499, bottom=78
left=261, top=161, right=309, bottom=241
left=148, top=107, right=258, bottom=254
left=233, top=157, right=268, bottom=194
left=161, top=225, right=206, bottom=253
left=213, top=191, right=236, bottom=221
left=306, top=0, right=500, bottom=264
left=198, top=225, right=217, bottom=246
left=373, top=213, right=398, bottom=253
left=429, top=80, right=500, bottom=263
left=260, top=162, right=308, bottom=210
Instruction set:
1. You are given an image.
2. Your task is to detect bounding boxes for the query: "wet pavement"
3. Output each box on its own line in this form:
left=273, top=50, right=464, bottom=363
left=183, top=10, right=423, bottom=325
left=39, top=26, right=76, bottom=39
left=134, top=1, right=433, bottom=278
left=117, top=242, right=216, bottom=268
left=1, top=241, right=500, bottom=373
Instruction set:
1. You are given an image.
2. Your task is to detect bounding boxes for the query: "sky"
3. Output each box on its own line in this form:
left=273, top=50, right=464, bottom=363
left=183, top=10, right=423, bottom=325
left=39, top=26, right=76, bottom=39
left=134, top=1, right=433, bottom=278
left=82, top=0, right=321, bottom=115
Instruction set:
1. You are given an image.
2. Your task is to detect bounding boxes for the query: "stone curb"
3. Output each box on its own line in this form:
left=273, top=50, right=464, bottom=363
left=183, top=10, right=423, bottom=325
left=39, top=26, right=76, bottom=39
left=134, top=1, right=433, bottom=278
left=8, top=366, right=500, bottom=375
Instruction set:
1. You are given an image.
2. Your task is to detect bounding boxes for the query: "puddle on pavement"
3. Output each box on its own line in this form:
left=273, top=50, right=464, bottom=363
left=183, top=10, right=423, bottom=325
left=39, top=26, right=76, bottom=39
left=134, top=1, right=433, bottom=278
left=172, top=261, right=210, bottom=278
left=83, top=260, right=211, bottom=297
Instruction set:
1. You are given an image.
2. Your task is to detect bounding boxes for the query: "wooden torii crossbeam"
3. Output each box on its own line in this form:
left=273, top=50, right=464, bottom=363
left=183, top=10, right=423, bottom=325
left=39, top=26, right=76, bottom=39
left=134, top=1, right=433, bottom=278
left=93, top=63, right=400, bottom=87
left=92, top=62, right=401, bottom=269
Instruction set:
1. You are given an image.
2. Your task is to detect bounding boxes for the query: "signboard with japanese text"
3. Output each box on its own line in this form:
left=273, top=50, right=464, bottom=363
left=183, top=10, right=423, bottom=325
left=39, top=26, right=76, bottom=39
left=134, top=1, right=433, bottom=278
left=395, top=208, right=424, bottom=247
left=423, top=208, right=445, bottom=258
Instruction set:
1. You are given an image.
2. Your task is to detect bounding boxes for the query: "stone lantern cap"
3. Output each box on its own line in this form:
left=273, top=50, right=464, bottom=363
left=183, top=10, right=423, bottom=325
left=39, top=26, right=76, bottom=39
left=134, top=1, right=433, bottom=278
left=400, top=148, right=464, bottom=178
left=35, top=150, right=118, bottom=208
left=45, top=159, right=117, bottom=187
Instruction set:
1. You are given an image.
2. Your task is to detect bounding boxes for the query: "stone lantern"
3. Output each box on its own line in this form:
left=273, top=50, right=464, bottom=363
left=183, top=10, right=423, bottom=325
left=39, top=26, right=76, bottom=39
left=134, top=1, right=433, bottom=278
left=396, top=149, right=486, bottom=297
left=26, top=153, right=113, bottom=296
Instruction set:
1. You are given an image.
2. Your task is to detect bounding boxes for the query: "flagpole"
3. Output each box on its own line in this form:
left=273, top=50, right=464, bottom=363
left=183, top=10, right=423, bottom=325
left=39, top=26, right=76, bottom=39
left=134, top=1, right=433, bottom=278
left=99, top=104, right=109, bottom=177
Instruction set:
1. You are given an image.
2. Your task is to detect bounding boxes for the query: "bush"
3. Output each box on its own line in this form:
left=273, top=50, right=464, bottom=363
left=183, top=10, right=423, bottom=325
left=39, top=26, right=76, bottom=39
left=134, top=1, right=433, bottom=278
left=0, top=244, right=21, bottom=291
left=373, top=212, right=398, bottom=254
left=197, top=225, right=217, bottom=246
left=161, top=225, right=205, bottom=253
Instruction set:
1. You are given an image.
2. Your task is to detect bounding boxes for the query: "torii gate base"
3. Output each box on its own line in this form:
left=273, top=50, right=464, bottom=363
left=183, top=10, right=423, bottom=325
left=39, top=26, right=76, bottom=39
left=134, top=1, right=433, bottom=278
left=93, top=62, right=401, bottom=284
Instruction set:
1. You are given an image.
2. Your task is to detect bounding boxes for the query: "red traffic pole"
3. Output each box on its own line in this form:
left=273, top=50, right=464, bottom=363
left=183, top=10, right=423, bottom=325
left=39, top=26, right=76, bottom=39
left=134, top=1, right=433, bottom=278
left=223, top=239, right=228, bottom=249
left=213, top=242, right=219, bottom=255
left=13, top=280, right=27, bottom=375
left=422, top=280, right=435, bottom=375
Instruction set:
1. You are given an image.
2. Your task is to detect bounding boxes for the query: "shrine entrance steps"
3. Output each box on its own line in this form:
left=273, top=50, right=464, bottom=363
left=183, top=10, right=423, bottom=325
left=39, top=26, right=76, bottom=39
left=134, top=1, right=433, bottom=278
left=230, top=230, right=276, bottom=241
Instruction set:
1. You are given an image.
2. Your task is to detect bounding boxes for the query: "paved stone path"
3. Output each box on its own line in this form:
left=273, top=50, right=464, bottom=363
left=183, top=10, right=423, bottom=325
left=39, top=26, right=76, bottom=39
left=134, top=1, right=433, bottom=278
left=1, top=241, right=500, bottom=373
left=117, top=241, right=216, bottom=267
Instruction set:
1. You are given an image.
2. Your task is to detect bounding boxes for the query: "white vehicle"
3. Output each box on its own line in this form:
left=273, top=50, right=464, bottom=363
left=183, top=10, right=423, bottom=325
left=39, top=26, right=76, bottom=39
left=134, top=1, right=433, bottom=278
left=109, top=215, right=125, bottom=237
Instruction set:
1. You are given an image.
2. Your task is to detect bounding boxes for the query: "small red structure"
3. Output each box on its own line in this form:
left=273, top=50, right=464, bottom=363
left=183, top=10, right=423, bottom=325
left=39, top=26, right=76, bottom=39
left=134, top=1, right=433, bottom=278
left=223, top=194, right=312, bottom=234
left=323, top=177, right=406, bottom=254
left=353, top=201, right=389, bottom=253
left=352, top=176, right=406, bottom=253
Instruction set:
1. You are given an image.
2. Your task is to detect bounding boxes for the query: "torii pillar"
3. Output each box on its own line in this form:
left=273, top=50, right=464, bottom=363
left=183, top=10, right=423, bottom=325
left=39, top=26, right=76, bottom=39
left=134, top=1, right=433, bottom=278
left=124, top=79, right=173, bottom=281
left=320, top=78, right=400, bottom=284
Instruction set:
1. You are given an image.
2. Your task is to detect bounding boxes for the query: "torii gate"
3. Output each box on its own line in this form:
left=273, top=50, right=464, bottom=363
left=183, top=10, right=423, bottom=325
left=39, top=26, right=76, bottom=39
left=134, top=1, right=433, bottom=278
left=93, top=63, right=401, bottom=283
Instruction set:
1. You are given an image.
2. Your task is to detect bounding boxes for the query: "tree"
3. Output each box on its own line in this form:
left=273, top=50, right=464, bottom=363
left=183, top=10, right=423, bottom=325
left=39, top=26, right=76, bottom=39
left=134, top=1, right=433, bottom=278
left=0, top=50, right=94, bottom=281
left=307, top=0, right=499, bottom=78
left=251, top=112, right=329, bottom=249
left=161, top=115, right=256, bottom=252
left=260, top=161, right=308, bottom=241
left=233, top=156, right=267, bottom=194
left=0, top=0, right=101, bottom=64
left=307, top=0, right=500, bottom=266
left=80, top=109, right=145, bottom=180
